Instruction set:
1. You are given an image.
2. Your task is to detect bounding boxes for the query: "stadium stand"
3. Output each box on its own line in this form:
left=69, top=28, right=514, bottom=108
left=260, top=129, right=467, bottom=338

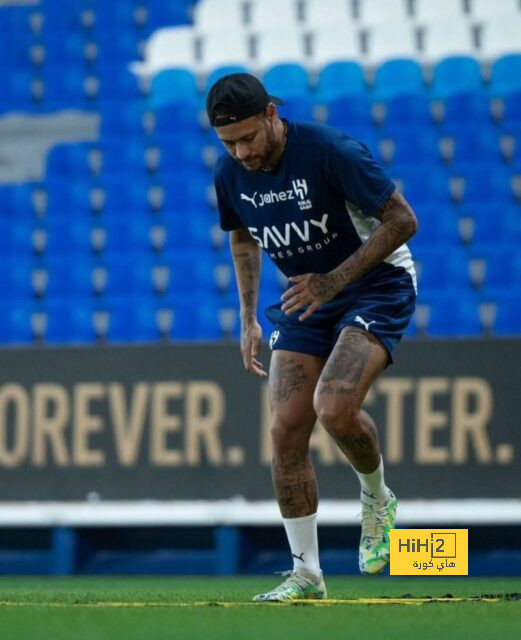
left=0, top=0, right=520, bottom=345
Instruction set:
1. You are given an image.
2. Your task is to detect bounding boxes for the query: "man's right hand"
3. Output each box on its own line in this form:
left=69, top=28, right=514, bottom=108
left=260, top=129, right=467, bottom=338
left=240, top=319, right=267, bottom=378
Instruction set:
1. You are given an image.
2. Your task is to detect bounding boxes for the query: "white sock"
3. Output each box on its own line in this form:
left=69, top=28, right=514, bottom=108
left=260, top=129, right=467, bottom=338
left=282, top=512, right=321, bottom=578
left=354, top=456, right=390, bottom=504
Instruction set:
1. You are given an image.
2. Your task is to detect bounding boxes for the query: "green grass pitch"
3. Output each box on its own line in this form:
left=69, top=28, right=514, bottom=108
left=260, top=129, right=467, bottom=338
left=0, top=576, right=519, bottom=640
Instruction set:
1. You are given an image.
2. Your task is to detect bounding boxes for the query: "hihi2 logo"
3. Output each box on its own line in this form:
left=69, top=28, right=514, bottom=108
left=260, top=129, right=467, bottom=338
left=390, top=529, right=468, bottom=575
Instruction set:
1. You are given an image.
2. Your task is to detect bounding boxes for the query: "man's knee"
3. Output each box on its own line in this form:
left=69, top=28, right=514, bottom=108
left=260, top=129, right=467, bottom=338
left=313, top=394, right=360, bottom=440
left=270, top=413, right=312, bottom=452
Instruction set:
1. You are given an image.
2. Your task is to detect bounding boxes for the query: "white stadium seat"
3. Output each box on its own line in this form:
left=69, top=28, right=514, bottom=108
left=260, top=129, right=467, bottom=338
left=193, top=0, right=247, bottom=33
left=469, top=0, right=521, bottom=21
left=365, top=21, right=419, bottom=66
left=248, top=0, right=301, bottom=29
left=129, top=26, right=196, bottom=78
left=198, top=30, right=252, bottom=74
left=479, top=14, right=521, bottom=59
left=357, top=0, right=410, bottom=26
left=303, top=0, right=353, bottom=27
left=254, top=28, right=307, bottom=69
left=421, top=18, right=476, bottom=63
left=309, top=25, right=363, bottom=68
left=412, top=0, right=466, bottom=23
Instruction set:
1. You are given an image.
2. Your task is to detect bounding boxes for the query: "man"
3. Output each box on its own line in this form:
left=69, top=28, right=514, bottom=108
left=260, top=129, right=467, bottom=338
left=207, top=73, right=418, bottom=601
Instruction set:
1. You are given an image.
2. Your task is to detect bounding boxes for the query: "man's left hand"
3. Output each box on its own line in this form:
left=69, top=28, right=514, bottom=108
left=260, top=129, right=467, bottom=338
left=281, top=272, right=343, bottom=321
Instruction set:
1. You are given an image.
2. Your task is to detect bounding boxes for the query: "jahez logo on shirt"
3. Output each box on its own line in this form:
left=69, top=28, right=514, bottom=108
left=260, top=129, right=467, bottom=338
left=240, top=178, right=312, bottom=211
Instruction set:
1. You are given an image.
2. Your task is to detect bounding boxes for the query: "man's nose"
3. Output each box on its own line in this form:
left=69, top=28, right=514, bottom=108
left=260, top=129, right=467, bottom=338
left=235, top=142, right=250, bottom=160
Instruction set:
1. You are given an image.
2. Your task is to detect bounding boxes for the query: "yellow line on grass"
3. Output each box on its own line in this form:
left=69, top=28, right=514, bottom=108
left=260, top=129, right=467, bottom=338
left=0, top=597, right=504, bottom=608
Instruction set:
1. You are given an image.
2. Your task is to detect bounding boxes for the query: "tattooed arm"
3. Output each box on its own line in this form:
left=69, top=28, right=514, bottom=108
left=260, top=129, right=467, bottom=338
left=230, top=227, right=267, bottom=378
left=281, top=189, right=418, bottom=320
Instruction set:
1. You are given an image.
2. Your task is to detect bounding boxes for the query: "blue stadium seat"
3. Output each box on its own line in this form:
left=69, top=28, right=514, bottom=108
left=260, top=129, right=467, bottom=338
left=149, top=68, right=199, bottom=110
left=99, top=138, right=150, bottom=175
left=414, top=247, right=470, bottom=293
left=2, top=261, right=36, bottom=300
left=0, top=184, right=38, bottom=219
left=153, top=100, right=203, bottom=135
left=407, top=203, right=460, bottom=249
left=43, top=218, right=99, bottom=255
left=99, top=215, right=157, bottom=255
left=97, top=65, right=144, bottom=102
left=382, top=127, right=441, bottom=168
left=440, top=91, right=492, bottom=128
left=492, top=290, right=521, bottom=335
left=501, top=91, right=521, bottom=129
left=383, top=93, right=433, bottom=130
left=460, top=205, right=521, bottom=247
left=373, top=59, right=424, bottom=101
left=263, top=63, right=311, bottom=100
left=44, top=257, right=97, bottom=298
left=390, top=166, right=452, bottom=207
left=46, top=142, right=95, bottom=178
left=452, top=165, right=515, bottom=205
left=430, top=56, right=483, bottom=99
left=467, top=244, right=520, bottom=290
left=45, top=177, right=99, bottom=216
left=276, top=97, right=316, bottom=122
left=146, top=0, right=193, bottom=32
left=157, top=132, right=206, bottom=173
left=100, top=100, right=152, bottom=137
left=96, top=29, right=142, bottom=63
left=422, top=292, right=483, bottom=337
left=324, top=94, right=375, bottom=131
left=316, top=61, right=367, bottom=102
left=443, top=125, right=501, bottom=169
left=489, top=54, right=521, bottom=97
left=43, top=299, right=97, bottom=344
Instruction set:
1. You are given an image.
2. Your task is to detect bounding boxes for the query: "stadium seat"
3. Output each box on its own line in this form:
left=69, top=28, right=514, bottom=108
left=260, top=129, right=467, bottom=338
left=489, top=54, right=521, bottom=97
left=364, top=22, right=419, bottom=67
left=442, top=126, right=501, bottom=169
left=316, top=61, right=367, bottom=102
left=391, top=166, right=452, bottom=207
left=356, top=0, right=409, bottom=26
left=407, top=204, right=461, bottom=249
left=46, top=142, right=97, bottom=178
left=372, top=59, right=424, bottom=100
left=149, top=68, right=199, bottom=110
left=324, top=94, right=375, bottom=131
left=277, top=97, right=316, bottom=122
left=500, top=91, right=521, bottom=128
left=422, top=292, right=483, bottom=337
left=413, top=0, right=466, bottom=23
left=130, top=26, right=197, bottom=79
left=304, top=0, right=353, bottom=27
left=449, top=165, right=515, bottom=204
left=198, top=30, right=252, bottom=76
left=248, top=0, right=301, bottom=30
left=420, top=19, right=476, bottom=63
left=382, top=92, right=434, bottom=130
left=263, top=64, right=310, bottom=99
left=254, top=28, right=306, bottom=69
left=146, top=0, right=194, bottom=32
left=193, top=0, right=247, bottom=33
left=469, top=0, right=521, bottom=21
left=100, top=100, right=154, bottom=137
left=380, top=127, right=441, bottom=168
left=492, top=289, right=521, bottom=335
left=439, top=91, right=492, bottom=128
left=479, top=14, right=521, bottom=60
left=204, top=65, right=251, bottom=93
left=309, top=26, right=362, bottom=70
left=430, top=56, right=483, bottom=99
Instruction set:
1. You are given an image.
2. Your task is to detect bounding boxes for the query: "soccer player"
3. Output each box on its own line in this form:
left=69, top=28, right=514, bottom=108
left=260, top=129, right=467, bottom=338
left=207, top=73, right=418, bottom=601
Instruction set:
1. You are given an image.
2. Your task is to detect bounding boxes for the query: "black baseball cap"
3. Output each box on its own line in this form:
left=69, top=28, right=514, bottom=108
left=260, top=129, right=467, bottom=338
left=206, top=72, right=283, bottom=127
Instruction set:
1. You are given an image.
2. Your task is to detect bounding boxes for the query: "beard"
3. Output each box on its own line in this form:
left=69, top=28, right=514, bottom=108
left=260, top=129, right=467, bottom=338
left=237, top=126, right=280, bottom=172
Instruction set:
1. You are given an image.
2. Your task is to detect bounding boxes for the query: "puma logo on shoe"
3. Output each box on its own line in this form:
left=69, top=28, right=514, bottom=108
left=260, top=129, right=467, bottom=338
left=292, top=553, right=305, bottom=562
left=354, top=315, right=376, bottom=332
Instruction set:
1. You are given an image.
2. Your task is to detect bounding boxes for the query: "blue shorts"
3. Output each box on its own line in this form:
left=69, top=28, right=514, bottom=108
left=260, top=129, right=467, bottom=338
left=264, top=266, right=416, bottom=365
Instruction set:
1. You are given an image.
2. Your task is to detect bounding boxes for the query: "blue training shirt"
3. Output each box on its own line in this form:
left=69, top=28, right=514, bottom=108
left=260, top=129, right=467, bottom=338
left=215, top=120, right=416, bottom=290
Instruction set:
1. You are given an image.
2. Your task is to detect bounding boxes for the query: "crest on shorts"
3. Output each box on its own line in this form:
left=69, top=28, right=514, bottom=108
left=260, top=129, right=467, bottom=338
left=269, top=330, right=280, bottom=349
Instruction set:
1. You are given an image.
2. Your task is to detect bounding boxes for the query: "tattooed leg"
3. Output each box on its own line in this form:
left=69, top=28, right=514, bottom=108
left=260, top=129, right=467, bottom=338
left=313, top=328, right=387, bottom=473
left=269, top=350, right=325, bottom=518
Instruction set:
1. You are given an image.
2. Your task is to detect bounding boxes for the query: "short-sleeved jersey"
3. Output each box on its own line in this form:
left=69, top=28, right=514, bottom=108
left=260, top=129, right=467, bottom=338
left=214, top=120, right=416, bottom=290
